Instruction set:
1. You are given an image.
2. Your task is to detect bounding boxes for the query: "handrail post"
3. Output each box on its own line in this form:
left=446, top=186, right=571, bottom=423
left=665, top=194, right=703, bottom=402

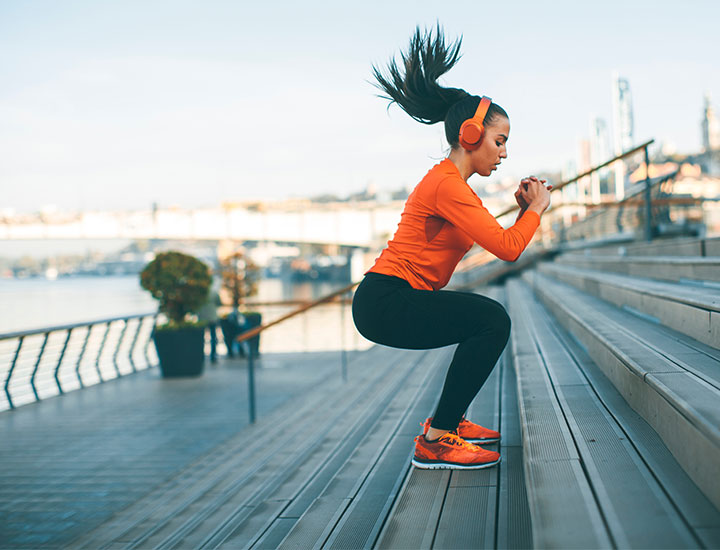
left=128, top=318, right=144, bottom=373
left=112, top=319, right=129, bottom=376
left=96, top=322, right=112, bottom=381
left=5, top=336, right=24, bottom=410
left=247, top=341, right=256, bottom=424
left=31, top=332, right=50, bottom=402
left=75, top=325, right=93, bottom=388
left=145, top=314, right=159, bottom=368
left=54, top=328, right=73, bottom=395
left=644, top=145, right=653, bottom=241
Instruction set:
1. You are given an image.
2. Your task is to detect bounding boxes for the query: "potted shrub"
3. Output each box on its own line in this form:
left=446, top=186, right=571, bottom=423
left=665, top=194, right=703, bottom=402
left=140, top=251, right=212, bottom=377
left=218, top=250, right=261, bottom=356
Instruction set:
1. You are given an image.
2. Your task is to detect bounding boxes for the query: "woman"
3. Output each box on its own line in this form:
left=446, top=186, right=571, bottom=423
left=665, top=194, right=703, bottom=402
left=352, top=27, right=552, bottom=470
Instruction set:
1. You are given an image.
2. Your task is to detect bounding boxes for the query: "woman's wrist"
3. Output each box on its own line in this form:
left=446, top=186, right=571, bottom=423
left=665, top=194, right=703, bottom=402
left=527, top=202, right=548, bottom=216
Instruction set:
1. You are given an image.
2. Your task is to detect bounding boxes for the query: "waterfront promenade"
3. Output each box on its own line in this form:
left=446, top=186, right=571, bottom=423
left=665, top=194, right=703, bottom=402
left=2, top=235, right=720, bottom=549
left=0, top=350, right=351, bottom=548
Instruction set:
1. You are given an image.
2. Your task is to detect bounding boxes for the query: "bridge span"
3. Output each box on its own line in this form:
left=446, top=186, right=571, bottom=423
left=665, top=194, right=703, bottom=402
left=0, top=202, right=406, bottom=248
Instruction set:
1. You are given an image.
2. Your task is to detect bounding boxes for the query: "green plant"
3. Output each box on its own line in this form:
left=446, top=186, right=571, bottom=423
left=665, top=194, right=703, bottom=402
left=140, top=251, right=212, bottom=327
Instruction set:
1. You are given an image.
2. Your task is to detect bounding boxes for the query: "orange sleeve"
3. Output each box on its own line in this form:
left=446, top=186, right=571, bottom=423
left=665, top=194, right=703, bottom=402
left=434, top=176, right=541, bottom=262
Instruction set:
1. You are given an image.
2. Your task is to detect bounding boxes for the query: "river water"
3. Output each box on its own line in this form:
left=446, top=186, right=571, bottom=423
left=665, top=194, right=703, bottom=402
left=0, top=275, right=369, bottom=353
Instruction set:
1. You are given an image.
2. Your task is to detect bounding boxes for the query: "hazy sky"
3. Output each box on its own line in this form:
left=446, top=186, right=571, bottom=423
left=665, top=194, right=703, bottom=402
left=1, top=0, right=718, bottom=214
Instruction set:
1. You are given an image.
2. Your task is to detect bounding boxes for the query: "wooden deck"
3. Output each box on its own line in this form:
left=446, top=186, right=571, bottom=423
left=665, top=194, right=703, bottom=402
left=2, top=237, right=720, bottom=549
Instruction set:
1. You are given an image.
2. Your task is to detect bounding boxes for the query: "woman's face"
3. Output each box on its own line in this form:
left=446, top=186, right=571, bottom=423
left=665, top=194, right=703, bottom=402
left=471, top=117, right=510, bottom=177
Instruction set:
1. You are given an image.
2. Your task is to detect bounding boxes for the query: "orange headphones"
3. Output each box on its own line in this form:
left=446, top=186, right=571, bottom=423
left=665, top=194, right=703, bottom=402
left=458, top=96, right=492, bottom=151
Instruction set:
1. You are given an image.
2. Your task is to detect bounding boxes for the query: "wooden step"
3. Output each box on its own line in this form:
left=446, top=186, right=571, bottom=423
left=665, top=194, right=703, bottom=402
left=523, top=269, right=720, bottom=512
left=507, top=277, right=720, bottom=547
left=555, top=253, right=720, bottom=284
left=576, top=236, right=720, bottom=257
left=537, top=262, right=720, bottom=348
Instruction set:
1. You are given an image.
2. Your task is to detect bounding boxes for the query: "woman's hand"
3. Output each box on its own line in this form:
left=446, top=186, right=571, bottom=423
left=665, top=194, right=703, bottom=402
left=520, top=176, right=552, bottom=215
left=514, top=186, right=530, bottom=210
left=514, top=185, right=530, bottom=222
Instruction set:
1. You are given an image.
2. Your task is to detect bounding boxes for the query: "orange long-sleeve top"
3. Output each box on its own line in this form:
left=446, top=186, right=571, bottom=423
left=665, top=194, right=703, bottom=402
left=368, top=158, right=541, bottom=291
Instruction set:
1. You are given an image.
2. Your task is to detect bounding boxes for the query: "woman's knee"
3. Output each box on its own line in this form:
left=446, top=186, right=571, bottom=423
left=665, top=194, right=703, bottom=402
left=497, top=305, right=511, bottom=343
left=472, top=302, right=511, bottom=344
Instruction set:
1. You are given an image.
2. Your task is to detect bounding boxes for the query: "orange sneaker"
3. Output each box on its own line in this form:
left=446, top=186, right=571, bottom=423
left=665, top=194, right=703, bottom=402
left=412, top=432, right=500, bottom=470
left=422, top=416, right=500, bottom=444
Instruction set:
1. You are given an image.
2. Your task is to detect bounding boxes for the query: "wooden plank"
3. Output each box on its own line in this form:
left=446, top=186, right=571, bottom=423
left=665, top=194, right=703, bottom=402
left=527, top=269, right=720, bottom=512
left=551, top=320, right=720, bottom=546
left=275, top=349, right=444, bottom=549
left=506, top=279, right=612, bottom=549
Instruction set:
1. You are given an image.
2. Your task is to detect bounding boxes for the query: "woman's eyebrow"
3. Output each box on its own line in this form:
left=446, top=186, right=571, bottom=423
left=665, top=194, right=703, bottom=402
left=498, top=134, right=508, bottom=141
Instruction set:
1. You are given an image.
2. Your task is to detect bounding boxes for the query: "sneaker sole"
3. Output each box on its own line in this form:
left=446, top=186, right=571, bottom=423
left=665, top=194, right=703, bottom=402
left=463, top=437, right=500, bottom=444
left=411, top=457, right=500, bottom=470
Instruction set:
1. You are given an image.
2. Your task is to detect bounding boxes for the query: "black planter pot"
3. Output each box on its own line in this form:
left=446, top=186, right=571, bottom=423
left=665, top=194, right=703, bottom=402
left=219, top=317, right=242, bottom=357
left=152, top=325, right=205, bottom=377
left=219, top=312, right=263, bottom=357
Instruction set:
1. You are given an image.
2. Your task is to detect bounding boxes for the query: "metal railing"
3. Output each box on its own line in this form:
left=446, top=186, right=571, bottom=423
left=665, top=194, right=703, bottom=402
left=523, top=139, right=708, bottom=246
left=0, top=313, right=158, bottom=411
left=233, top=282, right=359, bottom=423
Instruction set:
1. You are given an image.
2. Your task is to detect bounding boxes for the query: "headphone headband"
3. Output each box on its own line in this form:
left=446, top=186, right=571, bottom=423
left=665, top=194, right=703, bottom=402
left=471, top=96, right=493, bottom=125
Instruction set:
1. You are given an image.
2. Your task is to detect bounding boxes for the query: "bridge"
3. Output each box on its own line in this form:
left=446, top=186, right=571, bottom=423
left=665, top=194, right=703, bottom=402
left=0, top=201, right=408, bottom=248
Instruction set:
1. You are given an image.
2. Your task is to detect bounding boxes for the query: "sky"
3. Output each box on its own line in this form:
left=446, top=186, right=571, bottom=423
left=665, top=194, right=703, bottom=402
left=1, top=0, right=719, bottom=214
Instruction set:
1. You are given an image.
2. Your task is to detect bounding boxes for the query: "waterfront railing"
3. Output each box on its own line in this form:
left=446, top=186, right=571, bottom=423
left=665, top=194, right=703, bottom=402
left=0, top=313, right=157, bottom=411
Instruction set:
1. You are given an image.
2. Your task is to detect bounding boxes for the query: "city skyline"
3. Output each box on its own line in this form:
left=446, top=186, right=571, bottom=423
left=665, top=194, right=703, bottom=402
left=1, top=0, right=719, bottom=214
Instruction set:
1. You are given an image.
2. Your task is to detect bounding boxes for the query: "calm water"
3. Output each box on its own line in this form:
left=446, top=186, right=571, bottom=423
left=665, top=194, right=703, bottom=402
left=0, top=275, right=342, bottom=335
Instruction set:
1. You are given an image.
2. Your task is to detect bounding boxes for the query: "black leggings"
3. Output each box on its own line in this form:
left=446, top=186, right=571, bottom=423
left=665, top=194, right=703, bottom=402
left=352, top=272, right=511, bottom=431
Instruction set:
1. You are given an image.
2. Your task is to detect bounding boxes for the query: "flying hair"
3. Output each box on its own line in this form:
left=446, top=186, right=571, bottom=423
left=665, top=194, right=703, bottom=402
left=371, top=24, right=469, bottom=125
left=372, top=25, right=509, bottom=148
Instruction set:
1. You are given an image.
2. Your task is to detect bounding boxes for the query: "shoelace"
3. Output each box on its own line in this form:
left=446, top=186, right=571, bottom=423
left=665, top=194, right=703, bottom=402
left=414, top=431, right=478, bottom=450
left=440, top=432, right=478, bottom=450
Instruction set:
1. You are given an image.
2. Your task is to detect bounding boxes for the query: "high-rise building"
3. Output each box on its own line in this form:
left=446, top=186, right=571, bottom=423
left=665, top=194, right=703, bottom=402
left=612, top=73, right=635, bottom=199
left=589, top=116, right=611, bottom=202
left=702, top=92, right=720, bottom=152
left=576, top=138, right=592, bottom=214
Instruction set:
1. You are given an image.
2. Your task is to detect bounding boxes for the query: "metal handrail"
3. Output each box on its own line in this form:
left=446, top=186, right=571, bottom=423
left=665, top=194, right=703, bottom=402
left=232, top=281, right=359, bottom=423
left=234, top=282, right=358, bottom=346
left=0, top=313, right=156, bottom=341
left=493, top=139, right=655, bottom=219
left=0, top=312, right=158, bottom=411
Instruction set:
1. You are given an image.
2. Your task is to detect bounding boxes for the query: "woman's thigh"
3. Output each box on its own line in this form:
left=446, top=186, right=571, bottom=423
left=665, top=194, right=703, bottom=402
left=353, top=278, right=508, bottom=351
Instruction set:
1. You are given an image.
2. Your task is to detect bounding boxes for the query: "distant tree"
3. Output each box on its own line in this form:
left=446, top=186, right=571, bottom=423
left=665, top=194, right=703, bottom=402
left=219, top=250, right=260, bottom=311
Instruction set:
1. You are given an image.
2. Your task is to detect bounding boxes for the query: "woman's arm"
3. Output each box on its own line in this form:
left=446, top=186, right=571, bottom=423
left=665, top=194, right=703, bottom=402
left=434, top=177, right=543, bottom=262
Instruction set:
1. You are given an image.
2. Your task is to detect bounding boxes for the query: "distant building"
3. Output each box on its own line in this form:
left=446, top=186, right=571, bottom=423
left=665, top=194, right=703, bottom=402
left=612, top=73, right=635, bottom=199
left=702, top=92, right=720, bottom=152
left=589, top=116, right=611, bottom=201
left=576, top=138, right=592, bottom=210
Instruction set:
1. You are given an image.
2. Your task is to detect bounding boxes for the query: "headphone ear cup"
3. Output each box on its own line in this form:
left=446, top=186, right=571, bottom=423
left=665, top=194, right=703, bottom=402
left=459, top=120, right=484, bottom=151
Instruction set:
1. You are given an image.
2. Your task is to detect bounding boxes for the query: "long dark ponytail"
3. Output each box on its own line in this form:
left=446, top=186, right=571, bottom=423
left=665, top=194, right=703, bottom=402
left=372, top=25, right=508, bottom=149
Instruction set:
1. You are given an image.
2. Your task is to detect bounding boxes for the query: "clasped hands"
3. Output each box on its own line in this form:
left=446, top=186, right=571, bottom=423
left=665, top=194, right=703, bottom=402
left=514, top=176, right=553, bottom=220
